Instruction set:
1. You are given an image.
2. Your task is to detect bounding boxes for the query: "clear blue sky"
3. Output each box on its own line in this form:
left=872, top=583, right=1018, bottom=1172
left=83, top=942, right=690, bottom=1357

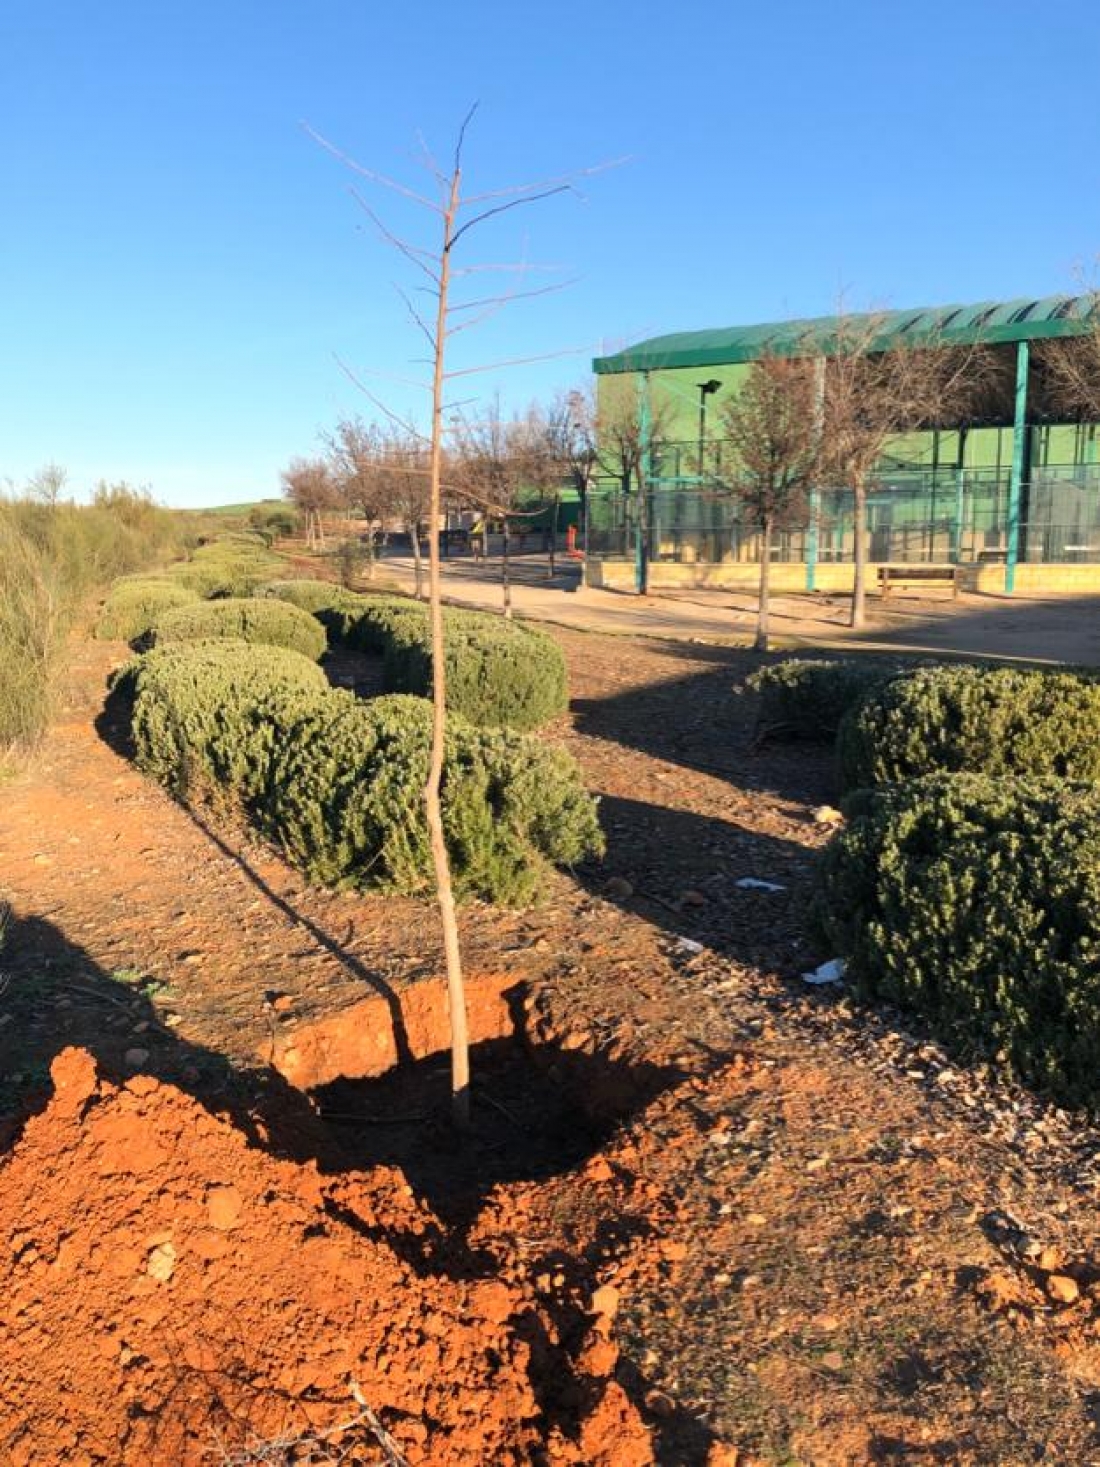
left=2, top=0, right=1099, bottom=507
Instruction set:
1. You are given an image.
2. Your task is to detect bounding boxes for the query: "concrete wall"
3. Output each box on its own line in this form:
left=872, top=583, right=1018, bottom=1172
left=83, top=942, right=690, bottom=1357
left=585, top=557, right=1100, bottom=596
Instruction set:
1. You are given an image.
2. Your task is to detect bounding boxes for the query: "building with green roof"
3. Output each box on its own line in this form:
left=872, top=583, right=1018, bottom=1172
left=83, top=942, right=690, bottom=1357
left=588, top=295, right=1100, bottom=595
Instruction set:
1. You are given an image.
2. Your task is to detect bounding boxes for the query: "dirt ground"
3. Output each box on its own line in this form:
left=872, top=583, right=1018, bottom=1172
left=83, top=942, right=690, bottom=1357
left=3, top=618, right=1100, bottom=1462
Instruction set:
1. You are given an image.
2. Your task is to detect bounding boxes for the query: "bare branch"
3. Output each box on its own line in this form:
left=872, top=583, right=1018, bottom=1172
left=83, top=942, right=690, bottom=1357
left=349, top=189, right=441, bottom=286
left=450, top=184, right=574, bottom=250
left=444, top=345, right=587, bottom=379
left=302, top=122, right=443, bottom=213
left=461, top=155, right=631, bottom=205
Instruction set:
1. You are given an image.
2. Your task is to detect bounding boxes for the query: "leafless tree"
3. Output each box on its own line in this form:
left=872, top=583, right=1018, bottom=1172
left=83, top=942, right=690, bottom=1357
left=1033, top=291, right=1100, bottom=421
left=281, top=456, right=337, bottom=550
left=26, top=462, right=67, bottom=506
left=819, top=311, right=995, bottom=628
left=451, top=398, right=558, bottom=614
left=714, top=356, right=820, bottom=650
left=377, top=429, right=432, bottom=599
left=309, top=108, right=610, bottom=1127
left=542, top=386, right=599, bottom=573
left=593, top=378, right=673, bottom=593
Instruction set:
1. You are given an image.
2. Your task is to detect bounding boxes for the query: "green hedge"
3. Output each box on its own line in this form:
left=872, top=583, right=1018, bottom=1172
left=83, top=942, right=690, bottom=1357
left=259, top=580, right=394, bottom=646
left=126, top=642, right=602, bottom=904
left=838, top=664, right=1100, bottom=790
left=165, top=540, right=280, bottom=599
left=150, top=597, right=327, bottom=662
left=815, top=774, right=1100, bottom=1108
left=96, top=578, right=200, bottom=642
left=743, top=658, right=910, bottom=742
left=258, top=691, right=602, bottom=903
left=123, top=640, right=329, bottom=798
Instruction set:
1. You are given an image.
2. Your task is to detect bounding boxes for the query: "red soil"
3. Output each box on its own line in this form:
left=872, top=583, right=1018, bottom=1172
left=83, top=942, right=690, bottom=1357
left=0, top=1047, right=651, bottom=1466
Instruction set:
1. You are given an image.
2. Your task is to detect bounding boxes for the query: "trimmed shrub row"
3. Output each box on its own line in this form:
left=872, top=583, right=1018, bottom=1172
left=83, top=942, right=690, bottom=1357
left=259, top=581, right=570, bottom=732
left=95, top=578, right=201, bottom=643
left=816, top=774, right=1100, bottom=1109
left=743, top=658, right=908, bottom=742
left=838, top=663, right=1100, bottom=791
left=150, top=597, right=327, bottom=662
left=124, top=640, right=602, bottom=905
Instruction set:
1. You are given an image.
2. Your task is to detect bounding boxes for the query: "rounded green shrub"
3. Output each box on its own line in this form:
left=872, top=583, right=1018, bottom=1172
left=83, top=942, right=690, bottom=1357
left=815, top=774, right=1100, bottom=1108
left=838, top=664, right=1100, bottom=791
left=259, top=692, right=603, bottom=903
left=258, top=580, right=370, bottom=644
left=96, top=579, right=200, bottom=642
left=124, top=640, right=329, bottom=797
left=150, top=597, right=327, bottom=661
left=382, top=609, right=569, bottom=731
left=743, top=658, right=911, bottom=742
left=165, top=539, right=281, bottom=599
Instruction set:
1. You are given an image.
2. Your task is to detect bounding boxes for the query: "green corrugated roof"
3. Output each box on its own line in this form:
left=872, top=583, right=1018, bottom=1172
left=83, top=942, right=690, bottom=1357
left=593, top=295, right=1097, bottom=373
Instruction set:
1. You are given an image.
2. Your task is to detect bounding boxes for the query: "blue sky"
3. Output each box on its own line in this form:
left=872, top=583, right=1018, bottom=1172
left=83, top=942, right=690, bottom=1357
left=2, top=0, right=1099, bottom=506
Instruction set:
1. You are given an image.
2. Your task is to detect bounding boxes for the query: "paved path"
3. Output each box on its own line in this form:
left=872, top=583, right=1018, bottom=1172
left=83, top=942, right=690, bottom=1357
left=376, top=552, right=1100, bottom=666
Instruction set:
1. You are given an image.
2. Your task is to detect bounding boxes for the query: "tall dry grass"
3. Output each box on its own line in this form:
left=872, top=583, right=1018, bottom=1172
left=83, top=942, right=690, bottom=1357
left=0, top=485, right=188, bottom=754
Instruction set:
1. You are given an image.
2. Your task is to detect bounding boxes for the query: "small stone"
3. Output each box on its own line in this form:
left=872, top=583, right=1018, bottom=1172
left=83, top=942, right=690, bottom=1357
left=821, top=1351, right=845, bottom=1371
left=206, top=1185, right=243, bottom=1232
left=1037, top=1246, right=1063, bottom=1272
left=806, top=1156, right=828, bottom=1172
left=123, top=1048, right=150, bottom=1068
left=146, top=1242, right=177, bottom=1283
left=746, top=1213, right=767, bottom=1227
left=813, top=806, right=844, bottom=825
left=584, top=1158, right=613, bottom=1183
left=32, top=853, right=52, bottom=866
left=1046, top=1274, right=1079, bottom=1305
left=604, top=876, right=634, bottom=900
left=590, top=1284, right=620, bottom=1317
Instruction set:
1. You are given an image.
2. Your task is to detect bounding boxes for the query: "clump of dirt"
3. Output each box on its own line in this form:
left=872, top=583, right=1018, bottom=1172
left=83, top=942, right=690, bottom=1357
left=0, top=1047, right=652, bottom=1466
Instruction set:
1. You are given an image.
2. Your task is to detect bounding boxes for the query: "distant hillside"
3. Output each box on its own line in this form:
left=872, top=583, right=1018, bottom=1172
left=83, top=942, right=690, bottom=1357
left=203, top=498, right=286, bottom=517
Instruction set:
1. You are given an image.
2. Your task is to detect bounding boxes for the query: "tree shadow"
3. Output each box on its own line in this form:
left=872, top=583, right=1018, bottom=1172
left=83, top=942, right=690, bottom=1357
left=582, top=793, right=815, bottom=969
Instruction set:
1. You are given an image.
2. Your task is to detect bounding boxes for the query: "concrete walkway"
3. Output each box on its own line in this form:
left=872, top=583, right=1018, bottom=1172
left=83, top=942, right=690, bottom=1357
left=375, top=551, right=1100, bottom=666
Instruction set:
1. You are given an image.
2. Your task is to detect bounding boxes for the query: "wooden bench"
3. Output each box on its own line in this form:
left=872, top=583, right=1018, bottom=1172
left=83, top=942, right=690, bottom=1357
left=877, top=564, right=960, bottom=600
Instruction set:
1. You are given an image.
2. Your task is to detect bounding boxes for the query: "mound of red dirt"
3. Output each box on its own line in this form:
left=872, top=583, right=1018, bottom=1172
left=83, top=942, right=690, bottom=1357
left=0, top=1049, right=652, bottom=1466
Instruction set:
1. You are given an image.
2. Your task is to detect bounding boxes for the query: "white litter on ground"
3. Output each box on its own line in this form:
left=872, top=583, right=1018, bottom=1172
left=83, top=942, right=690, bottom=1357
left=802, top=958, right=846, bottom=986
left=735, top=877, right=786, bottom=893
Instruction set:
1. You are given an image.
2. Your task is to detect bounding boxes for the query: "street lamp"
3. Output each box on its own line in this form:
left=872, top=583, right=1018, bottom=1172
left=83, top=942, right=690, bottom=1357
left=696, top=379, right=722, bottom=479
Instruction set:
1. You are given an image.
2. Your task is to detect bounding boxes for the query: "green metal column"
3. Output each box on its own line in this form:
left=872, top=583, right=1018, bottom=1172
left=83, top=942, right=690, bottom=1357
left=951, top=427, right=968, bottom=564
left=806, top=357, right=826, bottom=592
left=1006, top=340, right=1030, bottom=594
left=635, top=370, right=651, bottom=595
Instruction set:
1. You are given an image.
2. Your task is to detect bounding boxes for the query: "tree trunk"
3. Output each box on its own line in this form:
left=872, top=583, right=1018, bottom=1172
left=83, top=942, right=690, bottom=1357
left=410, top=520, right=424, bottom=601
left=315, top=508, right=326, bottom=551
left=850, top=476, right=867, bottom=629
left=755, top=515, right=772, bottom=652
left=547, top=495, right=559, bottom=578
left=424, top=170, right=469, bottom=1130
left=501, top=520, right=513, bottom=618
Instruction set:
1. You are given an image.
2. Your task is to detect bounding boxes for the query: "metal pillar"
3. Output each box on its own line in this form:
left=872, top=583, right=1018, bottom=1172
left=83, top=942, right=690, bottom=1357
left=1006, top=340, right=1030, bottom=594
left=635, top=370, right=651, bottom=595
left=806, top=357, right=826, bottom=592
left=951, top=427, right=968, bottom=564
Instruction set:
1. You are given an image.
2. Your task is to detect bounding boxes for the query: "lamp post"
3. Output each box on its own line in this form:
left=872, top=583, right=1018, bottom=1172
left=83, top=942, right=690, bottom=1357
left=697, top=379, right=722, bottom=561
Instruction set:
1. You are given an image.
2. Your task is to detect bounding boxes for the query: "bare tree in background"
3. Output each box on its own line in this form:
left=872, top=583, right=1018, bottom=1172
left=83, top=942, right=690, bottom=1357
left=715, top=356, right=820, bottom=651
left=1034, top=290, right=1100, bottom=421
left=281, top=456, right=337, bottom=550
left=26, top=463, right=67, bottom=506
left=594, top=378, right=673, bottom=593
left=377, top=429, right=432, bottom=600
left=819, top=312, right=995, bottom=628
left=543, top=386, right=599, bottom=574
left=452, top=398, right=558, bottom=615
left=326, top=417, right=386, bottom=580
left=309, top=108, right=610, bottom=1127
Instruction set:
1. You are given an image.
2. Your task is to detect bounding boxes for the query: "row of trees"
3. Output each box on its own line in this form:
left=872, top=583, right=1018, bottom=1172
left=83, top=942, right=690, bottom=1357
left=280, top=390, right=603, bottom=609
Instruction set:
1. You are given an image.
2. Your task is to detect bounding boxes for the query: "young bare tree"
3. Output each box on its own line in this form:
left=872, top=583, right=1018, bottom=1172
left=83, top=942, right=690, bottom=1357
left=715, top=356, right=820, bottom=650
left=377, top=429, right=433, bottom=598
left=309, top=109, right=607, bottom=1127
left=25, top=463, right=67, bottom=506
left=281, top=456, right=336, bottom=550
left=452, top=398, right=558, bottom=614
left=325, top=417, right=385, bottom=580
left=594, top=377, right=673, bottom=593
left=542, top=386, right=598, bottom=574
left=819, top=313, right=994, bottom=628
